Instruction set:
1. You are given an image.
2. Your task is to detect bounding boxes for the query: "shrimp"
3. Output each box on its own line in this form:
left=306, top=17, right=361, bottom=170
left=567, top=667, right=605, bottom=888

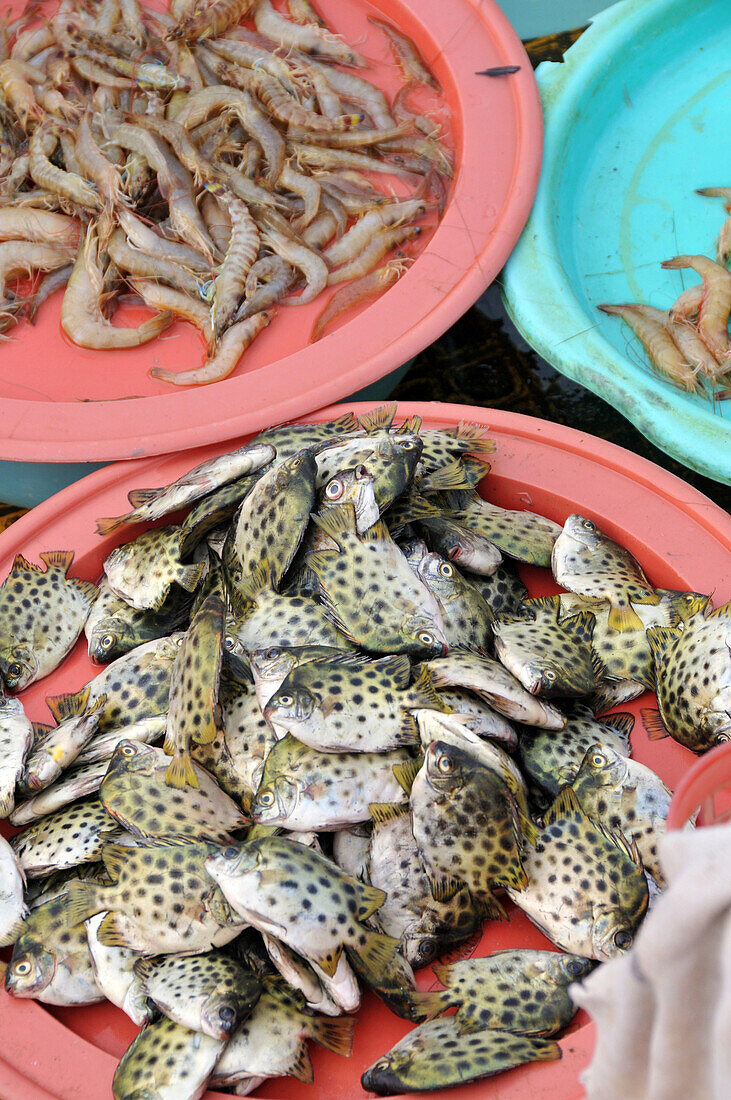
left=327, top=224, right=421, bottom=285
left=107, top=227, right=206, bottom=297
left=22, top=262, right=73, bottom=323
left=253, top=0, right=365, bottom=67
left=287, top=121, right=414, bottom=149
left=237, top=254, right=294, bottom=319
left=130, top=114, right=221, bottom=187
left=76, top=114, right=128, bottom=216
left=151, top=309, right=271, bottom=385
left=129, top=277, right=212, bottom=338
left=211, top=194, right=260, bottom=342
left=218, top=161, right=281, bottom=208
left=666, top=318, right=721, bottom=382
left=207, top=37, right=299, bottom=95
left=598, top=303, right=701, bottom=392
left=11, top=25, right=55, bottom=63
left=62, top=225, right=172, bottom=348
left=0, top=59, right=45, bottom=129
left=94, top=0, right=121, bottom=35
left=119, top=0, right=146, bottom=46
left=662, top=255, right=731, bottom=364
left=71, top=56, right=135, bottom=88
left=117, top=209, right=210, bottom=273
left=201, top=191, right=232, bottom=255
left=368, top=16, right=440, bottom=90
left=168, top=0, right=257, bottom=42
left=393, top=81, right=441, bottom=138
left=288, top=141, right=417, bottom=178
left=302, top=209, right=338, bottom=249
left=227, top=61, right=358, bottom=135
left=306, top=60, right=395, bottom=129
left=0, top=240, right=75, bottom=298
left=381, top=134, right=454, bottom=177
left=717, top=216, right=731, bottom=267
left=261, top=223, right=328, bottom=305
left=29, top=124, right=102, bottom=212
left=64, top=30, right=188, bottom=91
left=668, top=283, right=703, bottom=323
left=279, top=162, right=320, bottom=229
left=311, top=257, right=409, bottom=341
left=323, top=199, right=427, bottom=268
left=113, top=123, right=215, bottom=261
left=288, top=0, right=327, bottom=27
left=0, top=208, right=79, bottom=247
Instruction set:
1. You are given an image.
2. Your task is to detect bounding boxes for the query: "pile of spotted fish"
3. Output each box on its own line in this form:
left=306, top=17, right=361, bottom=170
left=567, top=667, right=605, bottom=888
left=0, top=402, right=728, bottom=1098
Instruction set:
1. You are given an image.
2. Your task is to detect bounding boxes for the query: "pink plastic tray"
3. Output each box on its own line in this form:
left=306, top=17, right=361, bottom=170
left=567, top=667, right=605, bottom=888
left=1, top=402, right=729, bottom=1099
left=0, top=0, right=541, bottom=463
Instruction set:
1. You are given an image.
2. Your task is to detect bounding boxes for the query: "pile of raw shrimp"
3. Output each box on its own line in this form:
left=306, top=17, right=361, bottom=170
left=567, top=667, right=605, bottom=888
left=0, top=0, right=451, bottom=385
left=600, top=188, right=731, bottom=401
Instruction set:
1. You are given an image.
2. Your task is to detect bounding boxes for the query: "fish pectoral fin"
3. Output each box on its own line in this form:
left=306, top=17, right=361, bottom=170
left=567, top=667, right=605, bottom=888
left=347, top=929, right=399, bottom=981
left=355, top=883, right=387, bottom=922
left=646, top=625, right=681, bottom=664
left=544, top=787, right=586, bottom=826
left=287, top=1041, right=314, bottom=1084
left=46, top=686, right=90, bottom=724
left=518, top=808, right=539, bottom=847
left=369, top=801, right=409, bottom=825
left=408, top=988, right=453, bottom=1020
left=428, top=875, right=463, bottom=902
left=306, top=1015, right=355, bottom=1056
left=127, top=487, right=161, bottom=508
left=393, top=757, right=423, bottom=793
left=641, top=708, right=670, bottom=741
left=607, top=603, right=644, bottom=633
left=177, top=561, right=206, bottom=593
left=309, top=942, right=343, bottom=977
left=97, top=912, right=131, bottom=948
left=0, top=913, right=28, bottom=948
left=600, top=712, right=635, bottom=740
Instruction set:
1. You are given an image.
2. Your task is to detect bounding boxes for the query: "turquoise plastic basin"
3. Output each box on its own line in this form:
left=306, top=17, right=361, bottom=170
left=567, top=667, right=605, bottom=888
left=503, top=0, right=731, bottom=485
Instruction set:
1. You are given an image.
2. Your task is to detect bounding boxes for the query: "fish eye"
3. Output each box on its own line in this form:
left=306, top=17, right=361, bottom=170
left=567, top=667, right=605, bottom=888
left=325, top=479, right=344, bottom=499
left=120, top=744, right=137, bottom=757
left=417, top=939, right=437, bottom=960
left=265, top=647, right=280, bottom=659
left=373, top=1060, right=390, bottom=1071
left=591, top=752, right=606, bottom=767
left=613, top=930, right=632, bottom=950
left=224, top=636, right=236, bottom=651
left=291, top=457, right=302, bottom=468
left=222, top=846, right=240, bottom=861
left=543, top=669, right=556, bottom=683
left=219, top=1006, right=236, bottom=1021
left=258, top=790, right=275, bottom=807
left=418, top=631, right=434, bottom=645
left=566, top=958, right=587, bottom=977
left=437, top=752, right=453, bottom=773
left=7, top=662, right=23, bottom=679
left=438, top=562, right=453, bottom=578
left=13, top=960, right=31, bottom=975
left=100, top=633, right=116, bottom=650
left=277, top=694, right=294, bottom=707
left=581, top=519, right=596, bottom=531
left=399, top=440, right=415, bottom=450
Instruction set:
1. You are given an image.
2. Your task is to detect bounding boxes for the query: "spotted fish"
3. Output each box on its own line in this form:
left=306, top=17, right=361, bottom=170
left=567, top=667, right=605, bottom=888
left=264, top=653, right=445, bottom=752
left=104, top=525, right=205, bottom=612
left=306, top=504, right=448, bottom=657
left=134, top=950, right=262, bottom=1039
left=65, top=840, right=246, bottom=955
left=416, top=552, right=494, bottom=647
left=0, top=834, right=27, bottom=947
left=249, top=409, right=360, bottom=463
left=315, top=431, right=423, bottom=510
left=85, top=577, right=192, bottom=664
left=571, top=744, right=673, bottom=886
left=112, top=1014, right=226, bottom=1100
left=5, top=891, right=104, bottom=1005
left=0, top=551, right=97, bottom=691
left=410, top=738, right=537, bottom=912
left=85, top=912, right=153, bottom=1027
left=452, top=492, right=562, bottom=567
left=101, top=740, right=247, bottom=843
left=11, top=797, right=120, bottom=878
left=361, top=1017, right=560, bottom=1096
left=518, top=705, right=634, bottom=799
left=418, top=949, right=593, bottom=1035
left=164, top=584, right=226, bottom=789
left=463, top=561, right=528, bottom=617
left=0, top=688, right=33, bottom=816
left=552, top=514, right=660, bottom=632
left=505, top=789, right=649, bottom=961
left=493, top=596, right=601, bottom=697
left=206, top=836, right=400, bottom=986
left=95, top=441, right=275, bottom=535
left=249, top=643, right=345, bottom=709
left=645, top=598, right=731, bottom=752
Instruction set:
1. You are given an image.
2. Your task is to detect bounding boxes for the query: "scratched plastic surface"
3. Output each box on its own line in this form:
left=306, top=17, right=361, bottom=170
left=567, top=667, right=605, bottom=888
left=503, top=0, right=731, bottom=485
left=0, top=0, right=542, bottom=463
left=1, top=402, right=730, bottom=1100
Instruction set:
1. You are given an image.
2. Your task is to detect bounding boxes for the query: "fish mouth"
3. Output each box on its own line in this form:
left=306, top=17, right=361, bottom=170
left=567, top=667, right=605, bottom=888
left=361, top=1062, right=403, bottom=1096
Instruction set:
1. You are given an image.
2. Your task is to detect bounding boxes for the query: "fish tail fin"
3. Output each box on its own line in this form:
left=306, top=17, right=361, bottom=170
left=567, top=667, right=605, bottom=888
left=454, top=420, right=496, bottom=458
left=607, top=602, right=644, bottom=633
left=641, top=708, right=670, bottom=741
left=536, top=1040, right=562, bottom=1063
left=358, top=401, right=397, bottom=433
left=177, top=561, right=206, bottom=593
left=165, top=750, right=199, bottom=789
left=407, top=988, right=453, bottom=1020
left=355, top=883, right=387, bottom=922
left=39, top=550, right=74, bottom=575
left=94, top=515, right=125, bottom=536
left=409, top=665, right=450, bottom=712
left=307, top=1015, right=355, bottom=1057
left=65, top=879, right=104, bottom=927
left=418, top=459, right=476, bottom=494
left=46, top=686, right=91, bottom=724
left=348, top=929, right=399, bottom=984
left=127, top=487, right=160, bottom=508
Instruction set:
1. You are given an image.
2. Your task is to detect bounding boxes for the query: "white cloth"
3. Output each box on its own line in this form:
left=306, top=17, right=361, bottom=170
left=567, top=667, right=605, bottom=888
left=572, top=822, right=731, bottom=1100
